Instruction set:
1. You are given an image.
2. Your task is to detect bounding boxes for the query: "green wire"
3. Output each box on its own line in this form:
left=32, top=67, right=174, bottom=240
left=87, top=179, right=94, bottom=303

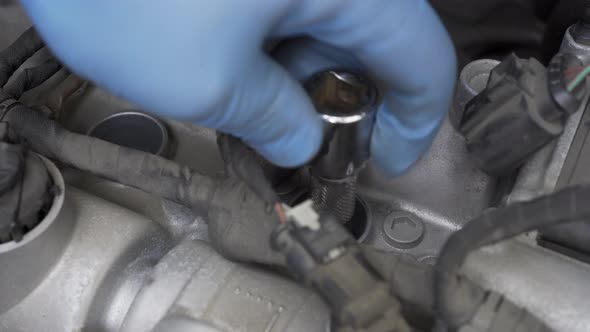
left=567, top=65, right=590, bottom=92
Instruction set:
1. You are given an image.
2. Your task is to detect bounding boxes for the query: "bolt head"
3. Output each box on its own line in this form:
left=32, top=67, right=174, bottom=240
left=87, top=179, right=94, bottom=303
left=382, top=211, right=425, bottom=249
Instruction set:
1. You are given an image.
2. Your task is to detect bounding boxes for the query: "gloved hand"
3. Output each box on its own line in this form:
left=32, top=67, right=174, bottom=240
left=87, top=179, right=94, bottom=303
left=20, top=0, right=456, bottom=175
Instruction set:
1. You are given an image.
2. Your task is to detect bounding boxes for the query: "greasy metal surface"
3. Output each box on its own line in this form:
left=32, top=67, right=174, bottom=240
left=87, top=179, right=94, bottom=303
left=62, top=168, right=209, bottom=243
left=464, top=236, right=590, bottom=332
left=122, top=240, right=330, bottom=332
left=0, top=187, right=173, bottom=332
left=507, top=105, right=586, bottom=203
left=358, top=116, right=496, bottom=261
left=0, top=157, right=72, bottom=313
left=0, top=170, right=328, bottom=332
left=153, top=317, right=224, bottom=332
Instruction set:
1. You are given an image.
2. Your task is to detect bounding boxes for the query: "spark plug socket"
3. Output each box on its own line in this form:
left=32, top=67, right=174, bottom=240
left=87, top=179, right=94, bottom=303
left=305, top=70, right=378, bottom=222
left=305, top=70, right=378, bottom=180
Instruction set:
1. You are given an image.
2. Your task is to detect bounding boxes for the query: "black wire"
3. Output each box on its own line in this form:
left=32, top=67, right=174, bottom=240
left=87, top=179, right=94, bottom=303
left=4, top=59, right=62, bottom=98
left=0, top=100, right=21, bottom=122
left=434, top=184, right=590, bottom=329
left=0, top=26, right=44, bottom=87
left=217, top=133, right=279, bottom=210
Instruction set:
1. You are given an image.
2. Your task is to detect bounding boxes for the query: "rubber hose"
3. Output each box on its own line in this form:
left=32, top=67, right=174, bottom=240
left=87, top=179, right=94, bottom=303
left=435, top=185, right=590, bottom=330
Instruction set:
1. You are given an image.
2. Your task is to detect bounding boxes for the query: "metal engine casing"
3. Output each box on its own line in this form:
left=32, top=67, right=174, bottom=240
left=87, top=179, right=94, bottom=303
left=1, top=4, right=590, bottom=332
left=0, top=159, right=330, bottom=332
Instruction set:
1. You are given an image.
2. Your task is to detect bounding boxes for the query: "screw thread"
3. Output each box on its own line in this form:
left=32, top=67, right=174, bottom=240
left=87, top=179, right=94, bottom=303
left=311, top=176, right=357, bottom=223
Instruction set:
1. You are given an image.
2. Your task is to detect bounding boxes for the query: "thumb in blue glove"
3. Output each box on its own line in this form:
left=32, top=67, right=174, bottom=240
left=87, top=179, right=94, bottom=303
left=20, top=0, right=456, bottom=175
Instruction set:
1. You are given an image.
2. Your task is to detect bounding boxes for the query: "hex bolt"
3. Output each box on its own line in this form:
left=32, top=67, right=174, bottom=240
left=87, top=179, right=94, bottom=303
left=382, top=211, right=425, bottom=249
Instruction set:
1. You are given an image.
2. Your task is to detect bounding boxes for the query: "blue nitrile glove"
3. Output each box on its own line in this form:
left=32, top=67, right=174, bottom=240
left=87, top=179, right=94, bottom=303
left=20, top=0, right=456, bottom=175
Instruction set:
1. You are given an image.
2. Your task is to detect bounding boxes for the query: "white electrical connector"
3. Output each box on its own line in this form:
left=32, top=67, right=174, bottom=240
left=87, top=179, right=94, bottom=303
left=284, top=200, right=321, bottom=231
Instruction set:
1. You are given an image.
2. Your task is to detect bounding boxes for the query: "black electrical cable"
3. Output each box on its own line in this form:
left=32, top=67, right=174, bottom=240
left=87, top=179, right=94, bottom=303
left=4, top=105, right=220, bottom=213
left=0, top=27, right=287, bottom=267
left=3, top=93, right=284, bottom=265
left=0, top=26, right=44, bottom=87
left=217, top=133, right=278, bottom=207
left=434, top=185, right=590, bottom=330
left=4, top=58, right=62, bottom=98
left=0, top=25, right=219, bottom=214
left=3, top=102, right=282, bottom=264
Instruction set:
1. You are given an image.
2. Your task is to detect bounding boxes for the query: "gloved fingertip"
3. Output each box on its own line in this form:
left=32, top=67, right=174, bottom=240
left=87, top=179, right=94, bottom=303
left=251, top=114, right=324, bottom=167
left=220, top=54, right=326, bottom=169
left=370, top=102, right=439, bottom=177
left=258, top=38, right=368, bottom=168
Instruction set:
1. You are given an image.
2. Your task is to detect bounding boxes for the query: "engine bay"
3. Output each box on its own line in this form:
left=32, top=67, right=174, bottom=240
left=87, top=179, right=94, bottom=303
left=1, top=2, right=590, bottom=332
